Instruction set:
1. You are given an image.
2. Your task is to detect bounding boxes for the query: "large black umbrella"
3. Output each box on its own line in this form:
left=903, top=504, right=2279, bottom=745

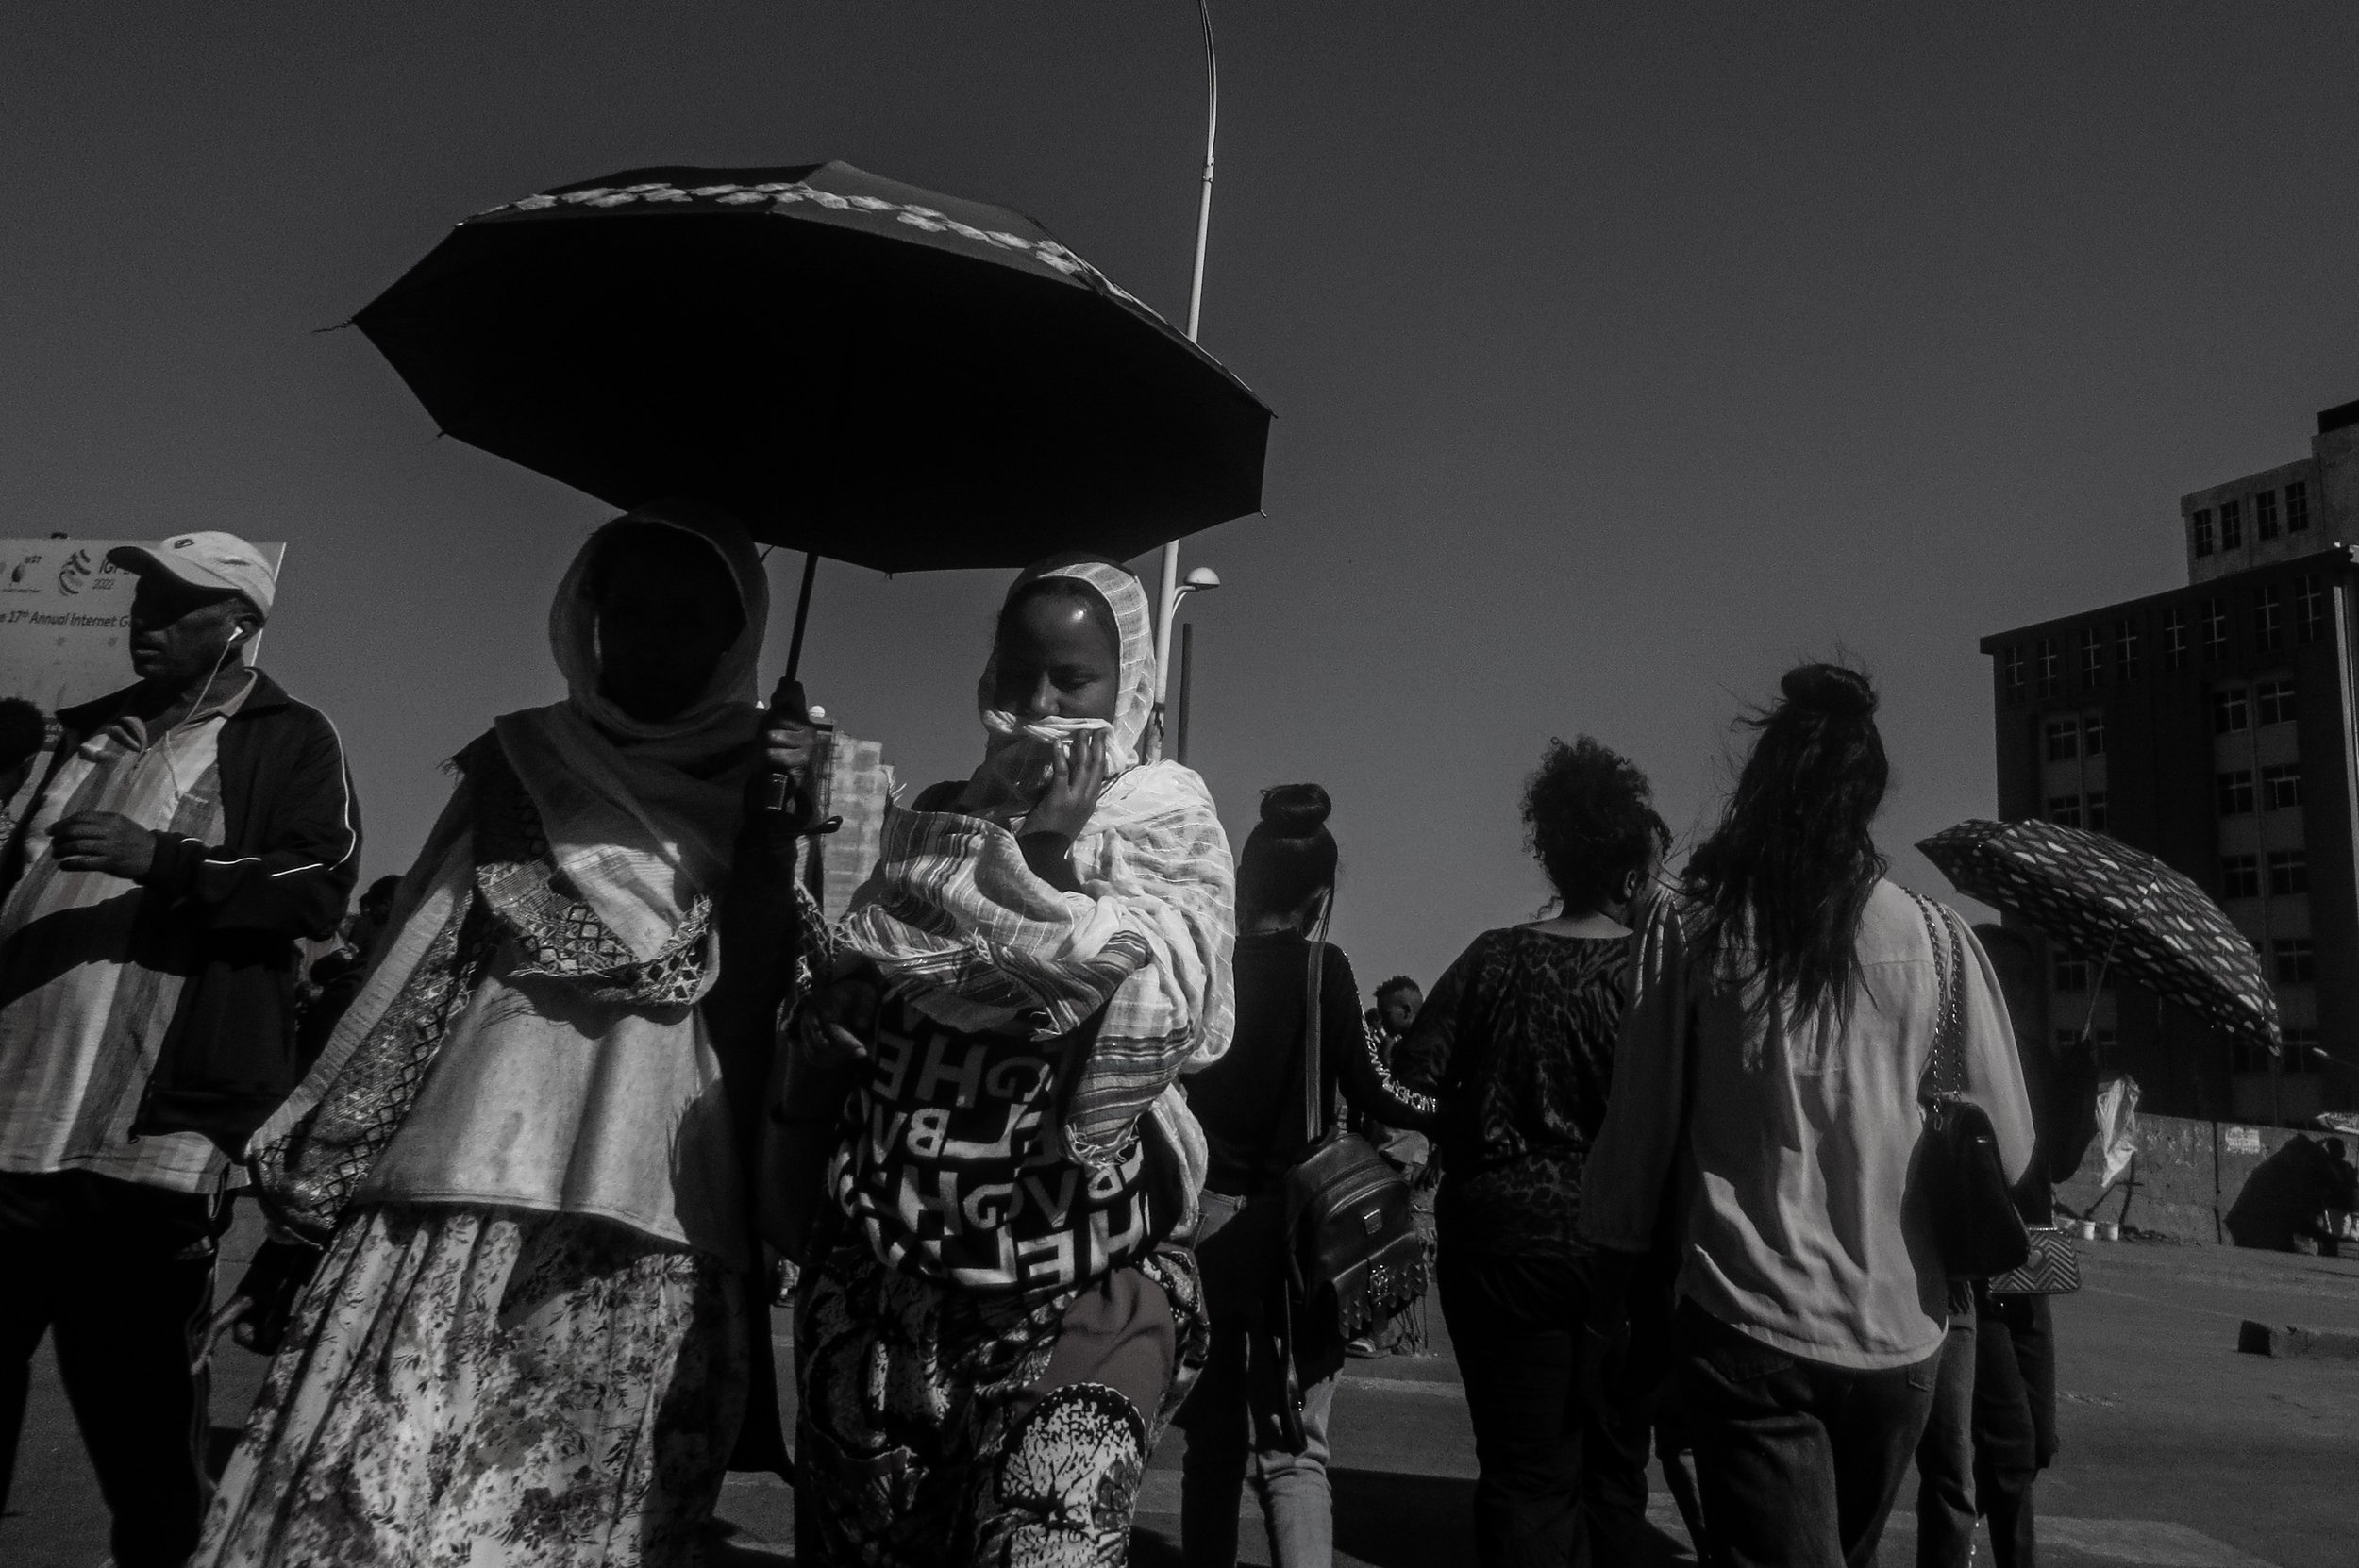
left=1917, top=818, right=2279, bottom=1054
left=354, top=162, right=1272, bottom=575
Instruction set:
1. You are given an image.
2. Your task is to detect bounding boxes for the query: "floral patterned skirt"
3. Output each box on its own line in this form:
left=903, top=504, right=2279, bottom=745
left=795, top=1238, right=1207, bottom=1568
left=195, top=1204, right=747, bottom=1568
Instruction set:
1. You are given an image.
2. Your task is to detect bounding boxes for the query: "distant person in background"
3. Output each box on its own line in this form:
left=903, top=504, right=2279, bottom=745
left=0, top=531, right=359, bottom=1568
left=1363, top=976, right=1430, bottom=1179
left=0, top=698, right=45, bottom=834
left=1911, top=925, right=2096, bottom=1568
left=1351, top=973, right=1434, bottom=1357
left=1581, top=665, right=2034, bottom=1568
left=1377, top=736, right=1671, bottom=1568
left=292, top=874, right=407, bottom=1070
left=1180, top=784, right=1433, bottom=1568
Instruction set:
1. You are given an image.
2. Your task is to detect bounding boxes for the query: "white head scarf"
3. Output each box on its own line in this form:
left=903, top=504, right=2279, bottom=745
left=492, top=502, right=769, bottom=961
left=964, top=558, right=1156, bottom=822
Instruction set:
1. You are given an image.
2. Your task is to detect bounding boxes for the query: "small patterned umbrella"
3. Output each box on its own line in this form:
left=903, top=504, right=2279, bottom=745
left=1917, top=818, right=2279, bottom=1054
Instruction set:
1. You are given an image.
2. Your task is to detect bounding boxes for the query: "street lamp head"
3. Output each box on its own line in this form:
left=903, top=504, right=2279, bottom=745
left=1182, top=566, right=1222, bottom=591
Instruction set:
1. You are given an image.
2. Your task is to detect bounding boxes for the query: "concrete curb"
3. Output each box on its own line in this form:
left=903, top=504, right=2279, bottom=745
left=2235, top=1319, right=2359, bottom=1359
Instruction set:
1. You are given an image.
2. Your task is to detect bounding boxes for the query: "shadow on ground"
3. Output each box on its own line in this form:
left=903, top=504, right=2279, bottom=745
left=1137, top=1468, right=1693, bottom=1568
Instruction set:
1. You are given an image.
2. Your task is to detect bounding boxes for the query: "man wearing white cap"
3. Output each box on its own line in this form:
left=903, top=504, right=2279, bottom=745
left=0, top=529, right=360, bottom=1567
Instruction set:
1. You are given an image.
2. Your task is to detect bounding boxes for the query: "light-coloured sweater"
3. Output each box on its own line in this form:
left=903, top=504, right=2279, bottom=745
left=1579, top=880, right=2034, bottom=1370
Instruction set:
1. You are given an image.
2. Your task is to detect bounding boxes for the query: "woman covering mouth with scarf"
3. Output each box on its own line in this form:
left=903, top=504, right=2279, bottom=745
left=197, top=503, right=818, bottom=1567
left=791, top=555, right=1235, bottom=1567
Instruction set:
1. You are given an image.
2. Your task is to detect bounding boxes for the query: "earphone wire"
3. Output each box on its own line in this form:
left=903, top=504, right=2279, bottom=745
left=146, top=627, right=243, bottom=810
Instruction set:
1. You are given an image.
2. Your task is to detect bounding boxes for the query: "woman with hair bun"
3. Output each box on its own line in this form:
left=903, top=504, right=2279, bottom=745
left=1356, top=736, right=1670, bottom=1568
left=1176, top=783, right=1436, bottom=1568
left=1580, top=663, right=2035, bottom=1568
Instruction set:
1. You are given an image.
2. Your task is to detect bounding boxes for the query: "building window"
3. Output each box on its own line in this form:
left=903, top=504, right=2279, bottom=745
left=2220, top=498, right=2243, bottom=549
left=2192, top=509, right=2215, bottom=557
left=2287, top=479, right=2310, bottom=531
left=2255, top=676, right=2296, bottom=725
left=2003, top=646, right=2026, bottom=702
left=2034, top=638, right=2060, bottom=697
left=2255, top=488, right=2279, bottom=540
left=2044, top=718, right=2079, bottom=761
left=2083, top=790, right=2108, bottom=831
left=2268, top=849, right=2307, bottom=895
left=2297, top=575, right=2328, bottom=644
left=2163, top=606, right=2189, bottom=670
left=2255, top=586, right=2284, bottom=651
left=2078, top=626, right=2105, bottom=686
left=2053, top=958, right=2089, bottom=993
left=2219, top=854, right=2261, bottom=899
left=2262, top=763, right=2302, bottom=810
left=2211, top=685, right=2249, bottom=734
left=2114, top=617, right=2141, bottom=679
left=2217, top=770, right=2255, bottom=816
left=2283, top=1027, right=2320, bottom=1072
left=2200, top=598, right=2230, bottom=661
left=2083, top=710, right=2105, bottom=756
left=2274, top=938, right=2316, bottom=984
left=2048, top=794, right=2083, bottom=828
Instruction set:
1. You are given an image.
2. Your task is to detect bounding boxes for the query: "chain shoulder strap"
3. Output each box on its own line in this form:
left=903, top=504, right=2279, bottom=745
left=1909, top=892, right=1966, bottom=1102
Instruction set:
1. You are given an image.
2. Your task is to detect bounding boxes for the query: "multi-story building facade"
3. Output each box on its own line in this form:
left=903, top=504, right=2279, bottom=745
left=1981, top=399, right=2359, bottom=1126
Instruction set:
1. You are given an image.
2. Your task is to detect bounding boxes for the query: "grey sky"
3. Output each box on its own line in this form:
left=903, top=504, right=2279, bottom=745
left=7, top=4, right=2357, bottom=985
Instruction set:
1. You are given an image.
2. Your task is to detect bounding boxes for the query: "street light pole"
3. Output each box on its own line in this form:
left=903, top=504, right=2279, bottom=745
left=1151, top=0, right=1219, bottom=759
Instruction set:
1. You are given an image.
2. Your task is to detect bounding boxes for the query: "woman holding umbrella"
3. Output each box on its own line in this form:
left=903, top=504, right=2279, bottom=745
left=792, top=556, right=1233, bottom=1566
left=198, top=502, right=818, bottom=1568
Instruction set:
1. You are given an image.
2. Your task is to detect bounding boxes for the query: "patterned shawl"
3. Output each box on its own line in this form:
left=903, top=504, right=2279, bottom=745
left=837, top=559, right=1236, bottom=1168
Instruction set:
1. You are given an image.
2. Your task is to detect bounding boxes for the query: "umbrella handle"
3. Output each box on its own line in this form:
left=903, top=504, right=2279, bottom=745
left=2078, top=926, right=2122, bottom=1051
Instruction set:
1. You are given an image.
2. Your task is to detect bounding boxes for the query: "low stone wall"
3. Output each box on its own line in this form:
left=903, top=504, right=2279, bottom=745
left=2056, top=1111, right=2350, bottom=1249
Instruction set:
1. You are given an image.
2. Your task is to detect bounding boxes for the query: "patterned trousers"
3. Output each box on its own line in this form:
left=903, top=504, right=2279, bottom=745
left=795, top=1238, right=1207, bottom=1567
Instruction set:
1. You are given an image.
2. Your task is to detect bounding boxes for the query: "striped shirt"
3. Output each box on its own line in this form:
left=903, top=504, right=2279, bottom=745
left=0, top=673, right=255, bottom=1193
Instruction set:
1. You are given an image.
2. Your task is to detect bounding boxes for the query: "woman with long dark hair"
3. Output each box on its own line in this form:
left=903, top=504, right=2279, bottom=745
left=1176, top=783, right=1431, bottom=1568
left=1580, top=664, right=2036, bottom=1568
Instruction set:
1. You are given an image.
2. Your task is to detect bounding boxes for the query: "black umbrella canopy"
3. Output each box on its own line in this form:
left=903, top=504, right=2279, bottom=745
left=355, top=162, right=1272, bottom=571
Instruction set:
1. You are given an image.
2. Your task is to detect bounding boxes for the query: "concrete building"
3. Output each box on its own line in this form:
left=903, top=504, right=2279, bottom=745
left=1981, top=399, right=2359, bottom=1126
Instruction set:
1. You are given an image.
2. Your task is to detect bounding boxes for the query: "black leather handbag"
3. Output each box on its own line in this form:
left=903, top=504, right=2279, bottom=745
left=1911, top=895, right=2032, bottom=1279
left=1282, top=942, right=1429, bottom=1345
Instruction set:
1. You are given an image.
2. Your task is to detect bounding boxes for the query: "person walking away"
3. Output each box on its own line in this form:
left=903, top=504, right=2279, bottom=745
left=1371, top=736, right=1672, bottom=1567
left=793, top=556, right=1233, bottom=1566
left=1177, top=783, right=1435, bottom=1568
left=197, top=503, right=811, bottom=1567
left=1580, top=664, right=2035, bottom=1568
left=1912, top=924, right=2097, bottom=1568
left=0, top=531, right=359, bottom=1568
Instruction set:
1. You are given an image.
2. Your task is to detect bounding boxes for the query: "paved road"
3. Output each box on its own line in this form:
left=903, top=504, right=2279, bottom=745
left=6, top=1219, right=2354, bottom=1566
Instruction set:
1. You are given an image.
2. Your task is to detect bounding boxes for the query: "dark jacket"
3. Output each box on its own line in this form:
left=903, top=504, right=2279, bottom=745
left=1, top=668, right=360, bottom=1149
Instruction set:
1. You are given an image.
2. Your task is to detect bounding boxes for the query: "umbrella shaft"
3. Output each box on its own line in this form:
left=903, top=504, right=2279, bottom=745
left=786, top=551, right=819, bottom=681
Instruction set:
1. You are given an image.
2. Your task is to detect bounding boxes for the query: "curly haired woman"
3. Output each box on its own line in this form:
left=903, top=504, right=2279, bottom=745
left=1375, top=735, right=1671, bottom=1567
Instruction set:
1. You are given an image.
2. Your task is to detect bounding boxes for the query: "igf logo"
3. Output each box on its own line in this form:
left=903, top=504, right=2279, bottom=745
left=56, top=549, right=93, bottom=596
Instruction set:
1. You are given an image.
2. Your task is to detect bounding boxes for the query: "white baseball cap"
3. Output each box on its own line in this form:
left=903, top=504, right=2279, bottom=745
left=108, top=531, right=277, bottom=618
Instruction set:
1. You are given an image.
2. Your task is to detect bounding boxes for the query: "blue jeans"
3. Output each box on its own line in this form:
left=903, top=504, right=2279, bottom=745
left=1178, top=1188, right=1335, bottom=1568
left=1676, top=1302, right=1940, bottom=1568
left=1913, top=1280, right=1980, bottom=1568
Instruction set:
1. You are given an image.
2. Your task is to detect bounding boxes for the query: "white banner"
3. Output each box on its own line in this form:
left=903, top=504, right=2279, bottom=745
left=0, top=538, right=287, bottom=713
